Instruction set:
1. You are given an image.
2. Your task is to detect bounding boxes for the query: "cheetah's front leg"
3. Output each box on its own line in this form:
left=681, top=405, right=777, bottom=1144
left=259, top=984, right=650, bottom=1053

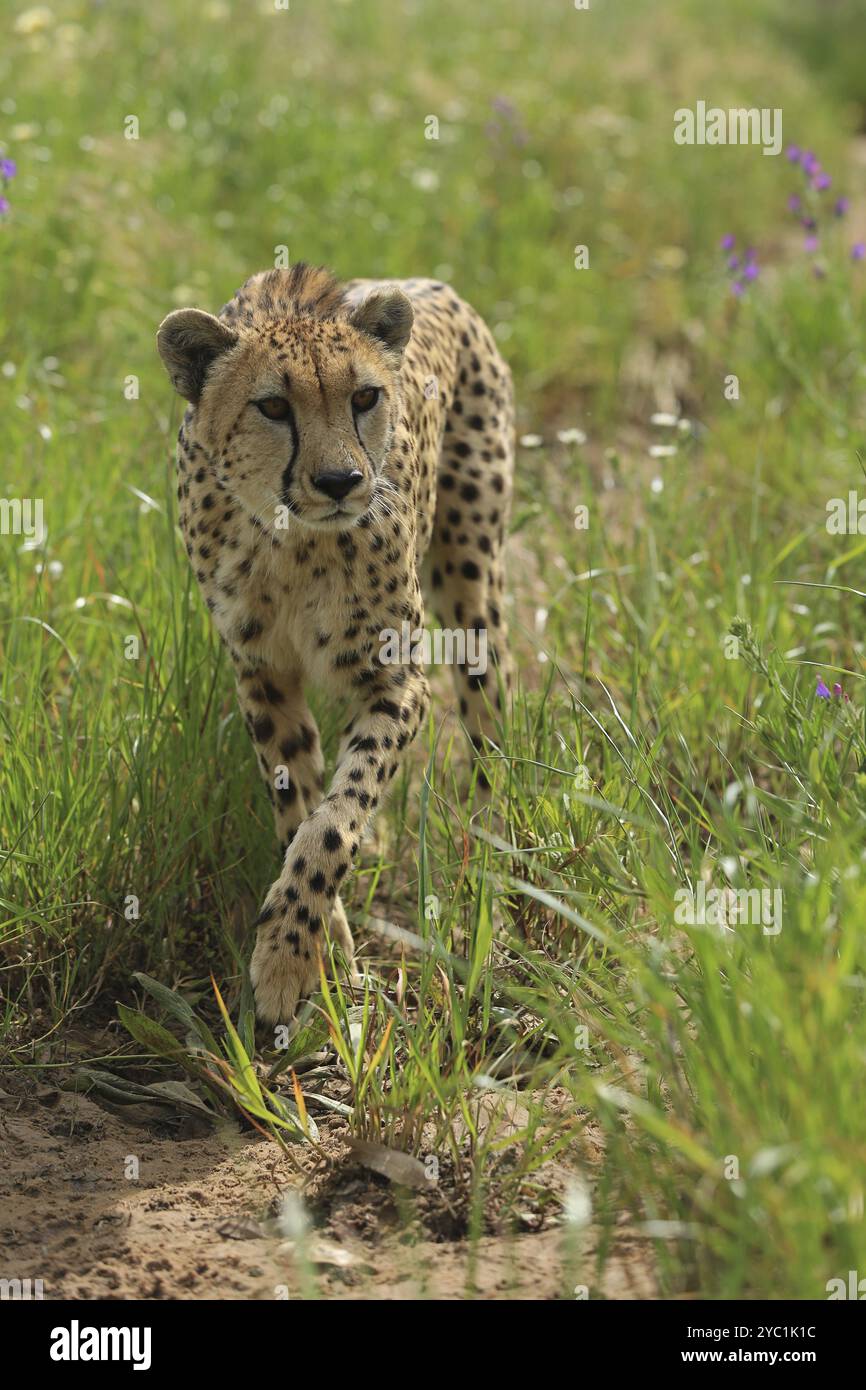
left=250, top=669, right=431, bottom=1025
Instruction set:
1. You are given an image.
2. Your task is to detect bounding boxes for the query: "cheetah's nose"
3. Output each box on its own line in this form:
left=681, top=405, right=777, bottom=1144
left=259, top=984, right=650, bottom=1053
left=312, top=469, right=364, bottom=502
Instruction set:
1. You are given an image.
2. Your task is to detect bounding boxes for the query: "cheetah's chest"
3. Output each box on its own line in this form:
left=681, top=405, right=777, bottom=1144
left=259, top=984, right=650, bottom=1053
left=192, top=505, right=420, bottom=686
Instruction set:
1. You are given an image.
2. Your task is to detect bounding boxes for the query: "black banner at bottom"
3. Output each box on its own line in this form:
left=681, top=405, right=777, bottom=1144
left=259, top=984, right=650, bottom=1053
left=3, top=1297, right=861, bottom=1375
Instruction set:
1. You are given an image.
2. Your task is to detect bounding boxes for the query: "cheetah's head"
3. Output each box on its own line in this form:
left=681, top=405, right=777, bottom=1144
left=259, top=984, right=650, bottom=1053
left=156, top=286, right=413, bottom=532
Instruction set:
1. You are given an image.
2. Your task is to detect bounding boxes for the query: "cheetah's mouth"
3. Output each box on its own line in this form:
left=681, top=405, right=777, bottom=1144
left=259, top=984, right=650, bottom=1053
left=275, top=479, right=377, bottom=532
left=283, top=500, right=369, bottom=532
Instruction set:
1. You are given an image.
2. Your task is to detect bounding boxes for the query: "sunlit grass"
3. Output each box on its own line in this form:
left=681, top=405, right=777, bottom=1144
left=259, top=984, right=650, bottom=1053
left=2, top=0, right=866, bottom=1299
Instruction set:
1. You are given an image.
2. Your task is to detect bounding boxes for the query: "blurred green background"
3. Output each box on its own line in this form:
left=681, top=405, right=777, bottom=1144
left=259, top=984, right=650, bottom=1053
left=3, top=0, right=866, bottom=1300
left=1, top=0, right=864, bottom=426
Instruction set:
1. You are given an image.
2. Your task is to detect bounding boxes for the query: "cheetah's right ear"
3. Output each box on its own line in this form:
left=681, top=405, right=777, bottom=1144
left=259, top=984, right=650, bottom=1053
left=156, top=309, right=238, bottom=404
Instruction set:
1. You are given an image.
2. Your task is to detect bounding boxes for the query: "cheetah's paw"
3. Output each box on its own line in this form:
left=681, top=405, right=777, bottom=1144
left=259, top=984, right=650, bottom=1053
left=249, top=932, right=321, bottom=1026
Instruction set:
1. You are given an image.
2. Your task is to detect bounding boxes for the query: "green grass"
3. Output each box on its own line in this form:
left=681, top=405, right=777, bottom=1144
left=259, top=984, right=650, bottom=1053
left=3, top=0, right=866, bottom=1299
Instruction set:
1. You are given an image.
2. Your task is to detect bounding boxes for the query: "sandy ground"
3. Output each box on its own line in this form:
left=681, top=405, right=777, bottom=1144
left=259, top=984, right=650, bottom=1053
left=0, top=1078, right=656, bottom=1301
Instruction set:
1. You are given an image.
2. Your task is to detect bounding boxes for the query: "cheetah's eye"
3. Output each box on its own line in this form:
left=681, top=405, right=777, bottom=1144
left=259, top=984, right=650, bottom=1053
left=351, top=386, right=380, bottom=413
left=256, top=397, right=292, bottom=421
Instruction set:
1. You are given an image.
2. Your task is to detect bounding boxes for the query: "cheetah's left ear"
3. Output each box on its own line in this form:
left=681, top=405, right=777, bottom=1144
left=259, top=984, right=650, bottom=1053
left=156, top=308, right=238, bottom=404
left=349, top=288, right=414, bottom=357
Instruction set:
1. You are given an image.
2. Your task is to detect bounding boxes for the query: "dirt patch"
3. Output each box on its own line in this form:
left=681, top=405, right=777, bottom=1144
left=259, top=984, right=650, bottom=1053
left=0, top=1080, right=656, bottom=1300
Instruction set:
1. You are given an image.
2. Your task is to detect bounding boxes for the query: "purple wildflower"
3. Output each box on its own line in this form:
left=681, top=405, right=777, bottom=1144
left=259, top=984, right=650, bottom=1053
left=735, top=138, right=857, bottom=284
left=0, top=155, right=14, bottom=217
left=816, top=677, right=831, bottom=699
left=721, top=238, right=757, bottom=295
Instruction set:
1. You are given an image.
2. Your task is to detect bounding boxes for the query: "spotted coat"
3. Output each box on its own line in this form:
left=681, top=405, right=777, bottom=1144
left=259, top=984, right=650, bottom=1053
left=157, top=263, right=514, bottom=1024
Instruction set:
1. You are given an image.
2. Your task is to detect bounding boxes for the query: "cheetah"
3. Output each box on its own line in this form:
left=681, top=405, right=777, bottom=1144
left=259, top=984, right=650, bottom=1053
left=156, top=263, right=514, bottom=1025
